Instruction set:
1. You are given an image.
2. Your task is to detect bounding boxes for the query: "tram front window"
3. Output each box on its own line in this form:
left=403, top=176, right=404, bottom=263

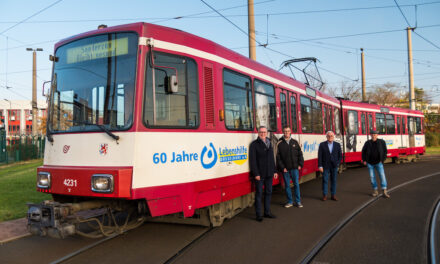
left=49, top=32, right=138, bottom=133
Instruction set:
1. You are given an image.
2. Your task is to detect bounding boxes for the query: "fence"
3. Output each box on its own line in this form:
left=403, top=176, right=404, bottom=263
left=0, top=131, right=45, bottom=164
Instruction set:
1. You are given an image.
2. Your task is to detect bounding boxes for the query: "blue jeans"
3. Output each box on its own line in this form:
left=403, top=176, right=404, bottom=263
left=283, top=169, right=301, bottom=204
left=254, top=176, right=273, bottom=217
left=367, top=162, right=388, bottom=189
left=322, top=167, right=338, bottom=196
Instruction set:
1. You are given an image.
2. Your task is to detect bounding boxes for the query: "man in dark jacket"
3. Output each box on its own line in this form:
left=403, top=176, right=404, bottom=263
left=249, top=126, right=278, bottom=222
left=318, top=131, right=342, bottom=201
left=277, top=126, right=304, bottom=208
left=361, top=130, right=390, bottom=198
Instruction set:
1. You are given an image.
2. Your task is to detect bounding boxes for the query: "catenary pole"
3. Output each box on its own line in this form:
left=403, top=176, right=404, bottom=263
left=248, top=0, right=256, bottom=60
left=361, top=48, right=367, bottom=102
left=26, top=48, right=43, bottom=136
left=407, top=27, right=416, bottom=110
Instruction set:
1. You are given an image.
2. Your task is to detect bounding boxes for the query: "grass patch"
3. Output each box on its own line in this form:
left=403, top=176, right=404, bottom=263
left=426, top=146, right=440, bottom=155
left=0, top=159, right=51, bottom=222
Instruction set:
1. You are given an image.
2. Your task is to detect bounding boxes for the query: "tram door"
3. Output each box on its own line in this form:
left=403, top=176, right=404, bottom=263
left=288, top=92, right=299, bottom=143
left=360, top=112, right=367, bottom=145
left=279, top=89, right=299, bottom=142
left=401, top=116, right=408, bottom=148
left=367, top=113, right=374, bottom=140
left=408, top=116, right=415, bottom=148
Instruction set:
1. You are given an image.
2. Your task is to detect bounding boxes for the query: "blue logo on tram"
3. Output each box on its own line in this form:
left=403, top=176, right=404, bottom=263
left=200, top=142, right=218, bottom=169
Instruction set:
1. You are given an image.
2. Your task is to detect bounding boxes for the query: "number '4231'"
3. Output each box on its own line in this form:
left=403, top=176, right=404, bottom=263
left=63, top=179, right=78, bottom=187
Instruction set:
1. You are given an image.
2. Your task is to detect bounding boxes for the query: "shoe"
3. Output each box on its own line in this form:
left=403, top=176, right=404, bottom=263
left=331, top=196, right=338, bottom=201
left=284, top=203, right=293, bottom=208
left=322, top=196, right=327, bottom=201
left=264, top=213, right=276, bottom=218
left=383, top=189, right=390, bottom=198
left=372, top=189, right=379, bottom=197
left=256, top=216, right=263, bottom=222
left=296, top=203, right=303, bottom=208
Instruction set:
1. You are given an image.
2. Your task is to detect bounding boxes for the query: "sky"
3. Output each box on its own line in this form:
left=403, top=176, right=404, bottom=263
left=0, top=0, right=439, bottom=105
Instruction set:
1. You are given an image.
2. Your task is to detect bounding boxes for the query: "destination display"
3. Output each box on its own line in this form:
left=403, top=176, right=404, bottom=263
left=66, top=37, right=128, bottom=64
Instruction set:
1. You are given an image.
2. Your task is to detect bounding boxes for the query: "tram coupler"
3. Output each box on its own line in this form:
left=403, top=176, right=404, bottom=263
left=27, top=200, right=114, bottom=238
left=27, top=201, right=76, bottom=238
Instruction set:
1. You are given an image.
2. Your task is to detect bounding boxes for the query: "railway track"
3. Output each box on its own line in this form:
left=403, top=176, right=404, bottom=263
left=301, top=171, right=440, bottom=264
left=50, top=233, right=120, bottom=264
left=429, top=197, right=440, bottom=264
left=45, top=222, right=211, bottom=264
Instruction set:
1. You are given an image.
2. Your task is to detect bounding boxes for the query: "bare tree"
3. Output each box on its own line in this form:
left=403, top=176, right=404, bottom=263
left=366, top=82, right=402, bottom=106
left=324, top=81, right=361, bottom=101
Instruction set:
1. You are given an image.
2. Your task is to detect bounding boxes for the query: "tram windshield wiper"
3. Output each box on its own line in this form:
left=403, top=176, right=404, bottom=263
left=73, top=120, right=120, bottom=142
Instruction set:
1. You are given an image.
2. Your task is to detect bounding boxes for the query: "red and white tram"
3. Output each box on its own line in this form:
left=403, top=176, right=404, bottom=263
left=28, top=22, right=425, bottom=237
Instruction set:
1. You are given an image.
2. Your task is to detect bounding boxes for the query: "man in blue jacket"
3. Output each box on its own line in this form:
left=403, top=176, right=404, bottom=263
left=318, top=131, right=343, bottom=201
left=361, top=130, right=390, bottom=198
left=277, top=126, right=304, bottom=208
left=249, top=126, right=278, bottom=222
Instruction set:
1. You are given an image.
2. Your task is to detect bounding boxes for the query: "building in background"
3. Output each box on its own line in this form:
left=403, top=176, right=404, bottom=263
left=422, top=103, right=440, bottom=114
left=0, top=100, right=47, bottom=145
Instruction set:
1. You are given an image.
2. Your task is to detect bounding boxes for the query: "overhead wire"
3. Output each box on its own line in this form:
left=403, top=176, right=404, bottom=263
left=394, top=0, right=440, bottom=50
left=0, top=0, right=276, bottom=25
left=255, top=29, right=439, bottom=70
left=3, top=1, right=439, bottom=23
left=0, top=86, right=31, bottom=100
left=0, top=0, right=64, bottom=35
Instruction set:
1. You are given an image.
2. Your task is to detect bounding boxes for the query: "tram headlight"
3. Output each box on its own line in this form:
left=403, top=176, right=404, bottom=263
left=91, top=174, right=114, bottom=193
left=37, top=172, right=51, bottom=189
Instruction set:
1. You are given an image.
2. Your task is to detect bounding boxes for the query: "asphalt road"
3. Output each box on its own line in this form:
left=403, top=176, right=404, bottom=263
left=172, top=157, right=440, bottom=264
left=0, top=156, right=439, bottom=264
left=313, top=171, right=440, bottom=264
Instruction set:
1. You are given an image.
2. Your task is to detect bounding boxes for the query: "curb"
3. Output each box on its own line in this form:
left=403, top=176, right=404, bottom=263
left=0, top=233, right=31, bottom=245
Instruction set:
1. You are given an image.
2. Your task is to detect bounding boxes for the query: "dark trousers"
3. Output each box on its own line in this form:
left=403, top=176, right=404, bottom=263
left=255, top=176, right=273, bottom=217
left=322, top=167, right=338, bottom=196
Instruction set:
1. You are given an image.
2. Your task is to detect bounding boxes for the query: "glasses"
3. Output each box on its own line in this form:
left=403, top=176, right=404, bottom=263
left=258, top=131, right=267, bottom=134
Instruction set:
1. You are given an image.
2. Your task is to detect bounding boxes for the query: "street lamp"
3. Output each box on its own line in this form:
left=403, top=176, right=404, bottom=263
left=26, top=48, right=43, bottom=136
left=2, top=99, right=11, bottom=132
left=3, top=99, right=11, bottom=109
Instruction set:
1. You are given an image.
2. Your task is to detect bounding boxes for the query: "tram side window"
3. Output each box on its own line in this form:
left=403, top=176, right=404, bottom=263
left=280, top=93, right=288, bottom=129
left=361, top=113, right=366, bottom=134
left=402, top=116, right=406, bottom=134
left=347, top=110, right=359, bottom=135
left=396, top=116, right=401, bottom=134
left=223, top=69, right=253, bottom=130
left=312, top=100, right=323, bottom=134
left=415, top=117, right=422, bottom=134
left=300, top=96, right=312, bottom=133
left=328, top=106, right=334, bottom=132
left=254, top=79, right=276, bottom=131
left=290, top=95, right=298, bottom=133
left=144, top=52, right=199, bottom=128
left=334, top=107, right=341, bottom=135
left=324, top=105, right=329, bottom=133
left=375, top=113, right=386, bottom=134
left=368, top=114, right=373, bottom=133
left=386, top=114, right=395, bottom=134
left=408, top=116, right=415, bottom=134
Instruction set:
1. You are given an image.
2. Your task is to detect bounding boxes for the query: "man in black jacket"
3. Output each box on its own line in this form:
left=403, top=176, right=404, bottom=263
left=318, top=131, right=342, bottom=201
left=249, top=126, right=278, bottom=222
left=277, top=126, right=304, bottom=208
left=361, top=130, right=390, bottom=198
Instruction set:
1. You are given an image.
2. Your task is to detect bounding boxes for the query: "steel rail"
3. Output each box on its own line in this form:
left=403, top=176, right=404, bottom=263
left=164, top=227, right=213, bottom=264
left=429, top=197, right=440, bottom=264
left=300, top=171, right=440, bottom=264
left=49, top=233, right=120, bottom=264
left=49, top=224, right=211, bottom=264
